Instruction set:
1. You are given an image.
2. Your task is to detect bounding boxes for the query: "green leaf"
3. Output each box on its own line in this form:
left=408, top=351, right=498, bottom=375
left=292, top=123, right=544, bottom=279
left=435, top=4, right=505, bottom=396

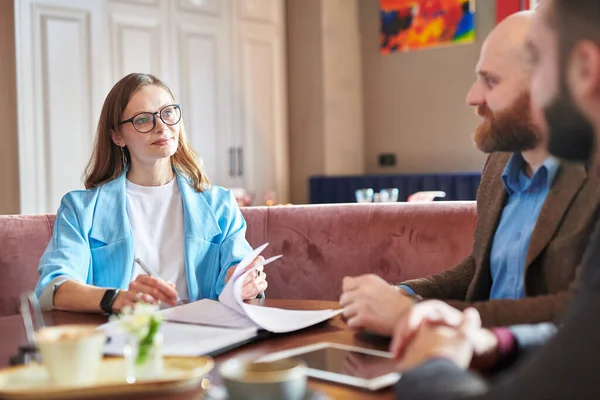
left=135, top=316, right=161, bottom=365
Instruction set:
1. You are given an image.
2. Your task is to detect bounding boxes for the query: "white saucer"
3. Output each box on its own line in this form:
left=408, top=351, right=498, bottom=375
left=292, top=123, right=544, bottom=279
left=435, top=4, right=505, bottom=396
left=0, top=356, right=213, bottom=399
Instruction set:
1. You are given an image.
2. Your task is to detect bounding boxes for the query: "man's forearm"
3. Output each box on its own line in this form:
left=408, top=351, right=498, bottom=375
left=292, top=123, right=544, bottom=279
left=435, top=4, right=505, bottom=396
left=400, top=255, right=477, bottom=300
left=445, top=292, right=570, bottom=327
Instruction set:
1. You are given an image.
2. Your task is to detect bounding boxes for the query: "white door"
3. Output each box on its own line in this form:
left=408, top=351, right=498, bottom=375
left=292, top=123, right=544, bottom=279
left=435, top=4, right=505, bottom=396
left=232, top=0, right=289, bottom=204
left=15, top=0, right=109, bottom=214
left=106, top=0, right=171, bottom=88
left=170, top=0, right=237, bottom=188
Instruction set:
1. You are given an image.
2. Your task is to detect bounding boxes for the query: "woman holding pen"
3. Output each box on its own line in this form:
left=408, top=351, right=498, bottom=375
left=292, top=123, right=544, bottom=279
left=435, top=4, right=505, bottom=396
left=35, top=73, right=267, bottom=314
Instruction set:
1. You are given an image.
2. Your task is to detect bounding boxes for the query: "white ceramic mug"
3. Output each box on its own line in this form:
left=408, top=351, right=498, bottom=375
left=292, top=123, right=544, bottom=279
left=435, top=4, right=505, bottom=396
left=35, top=324, right=106, bottom=387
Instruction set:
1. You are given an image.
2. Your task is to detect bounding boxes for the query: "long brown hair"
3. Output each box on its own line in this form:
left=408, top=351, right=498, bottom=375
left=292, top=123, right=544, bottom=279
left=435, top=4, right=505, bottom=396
left=84, top=73, right=210, bottom=191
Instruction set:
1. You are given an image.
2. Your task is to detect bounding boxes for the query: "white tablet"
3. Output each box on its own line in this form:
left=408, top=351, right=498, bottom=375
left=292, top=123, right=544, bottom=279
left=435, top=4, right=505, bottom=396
left=258, top=342, right=401, bottom=390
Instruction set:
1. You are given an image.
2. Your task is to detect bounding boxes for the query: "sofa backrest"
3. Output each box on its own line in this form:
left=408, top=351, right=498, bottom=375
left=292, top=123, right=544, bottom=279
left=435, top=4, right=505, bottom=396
left=0, top=214, right=56, bottom=317
left=0, top=202, right=477, bottom=316
left=243, top=202, right=477, bottom=302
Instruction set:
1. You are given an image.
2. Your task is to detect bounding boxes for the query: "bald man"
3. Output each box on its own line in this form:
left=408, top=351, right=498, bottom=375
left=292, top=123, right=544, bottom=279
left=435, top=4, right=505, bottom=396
left=339, top=11, right=600, bottom=334
left=393, top=2, right=600, bottom=398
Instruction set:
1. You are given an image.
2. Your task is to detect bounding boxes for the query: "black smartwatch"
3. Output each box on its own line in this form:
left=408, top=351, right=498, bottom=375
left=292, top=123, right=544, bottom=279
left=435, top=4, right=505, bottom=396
left=100, top=289, right=120, bottom=314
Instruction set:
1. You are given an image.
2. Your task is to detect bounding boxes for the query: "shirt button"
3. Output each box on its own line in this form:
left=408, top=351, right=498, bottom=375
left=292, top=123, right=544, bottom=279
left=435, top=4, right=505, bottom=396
left=514, top=232, right=521, bottom=240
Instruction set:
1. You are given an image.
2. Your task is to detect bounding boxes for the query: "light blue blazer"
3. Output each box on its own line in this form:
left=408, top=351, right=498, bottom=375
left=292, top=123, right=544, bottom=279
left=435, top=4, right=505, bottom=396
left=34, top=170, right=253, bottom=301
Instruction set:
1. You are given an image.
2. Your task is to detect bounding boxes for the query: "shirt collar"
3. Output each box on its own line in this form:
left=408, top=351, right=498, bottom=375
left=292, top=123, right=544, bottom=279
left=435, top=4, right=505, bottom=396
left=542, top=155, right=560, bottom=186
left=501, top=153, right=560, bottom=194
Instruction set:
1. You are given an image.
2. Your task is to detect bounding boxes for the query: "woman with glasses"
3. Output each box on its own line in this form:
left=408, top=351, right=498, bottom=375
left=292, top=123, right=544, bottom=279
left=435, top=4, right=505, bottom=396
left=34, top=73, right=267, bottom=314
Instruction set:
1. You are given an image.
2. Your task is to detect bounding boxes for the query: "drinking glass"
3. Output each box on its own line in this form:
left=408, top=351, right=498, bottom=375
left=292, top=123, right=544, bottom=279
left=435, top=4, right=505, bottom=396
left=379, top=188, right=399, bottom=202
left=355, top=189, right=374, bottom=203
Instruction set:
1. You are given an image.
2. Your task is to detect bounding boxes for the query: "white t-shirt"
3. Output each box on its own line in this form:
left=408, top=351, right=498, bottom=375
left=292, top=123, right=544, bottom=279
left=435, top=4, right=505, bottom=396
left=126, top=177, right=189, bottom=301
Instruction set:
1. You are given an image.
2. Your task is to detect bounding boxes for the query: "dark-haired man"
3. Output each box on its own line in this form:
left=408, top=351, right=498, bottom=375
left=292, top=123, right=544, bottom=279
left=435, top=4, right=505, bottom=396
left=394, top=2, right=600, bottom=398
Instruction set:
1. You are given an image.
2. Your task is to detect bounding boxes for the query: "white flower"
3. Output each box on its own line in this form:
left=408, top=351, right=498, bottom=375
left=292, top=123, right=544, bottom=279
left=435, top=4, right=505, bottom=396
left=110, top=302, right=164, bottom=339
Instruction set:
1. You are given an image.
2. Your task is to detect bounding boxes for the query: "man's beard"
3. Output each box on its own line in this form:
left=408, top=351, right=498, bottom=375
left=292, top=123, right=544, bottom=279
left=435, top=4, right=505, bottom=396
left=473, top=92, right=542, bottom=153
left=544, top=91, right=595, bottom=163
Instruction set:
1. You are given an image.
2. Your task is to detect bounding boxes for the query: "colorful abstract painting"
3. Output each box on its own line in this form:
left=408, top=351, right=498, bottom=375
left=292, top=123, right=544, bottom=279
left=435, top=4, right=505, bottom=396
left=380, top=0, right=475, bottom=54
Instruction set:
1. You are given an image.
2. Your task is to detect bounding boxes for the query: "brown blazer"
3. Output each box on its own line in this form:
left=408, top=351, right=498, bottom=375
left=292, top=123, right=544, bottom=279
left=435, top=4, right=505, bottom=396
left=402, top=152, right=600, bottom=327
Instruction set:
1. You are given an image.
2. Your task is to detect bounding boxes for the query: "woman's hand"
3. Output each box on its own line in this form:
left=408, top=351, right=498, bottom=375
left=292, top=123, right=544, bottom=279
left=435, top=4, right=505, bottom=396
left=241, top=262, right=268, bottom=299
left=226, top=256, right=269, bottom=300
left=112, top=275, right=179, bottom=312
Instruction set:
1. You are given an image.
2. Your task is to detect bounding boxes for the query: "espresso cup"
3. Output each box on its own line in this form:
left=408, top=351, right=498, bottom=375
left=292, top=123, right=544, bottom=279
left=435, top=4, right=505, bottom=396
left=220, top=359, right=307, bottom=400
left=35, top=324, right=106, bottom=387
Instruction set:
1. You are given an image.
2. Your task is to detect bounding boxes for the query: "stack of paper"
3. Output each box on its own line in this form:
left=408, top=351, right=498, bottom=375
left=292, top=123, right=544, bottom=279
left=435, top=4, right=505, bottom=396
left=164, top=243, right=342, bottom=333
left=102, top=243, right=342, bottom=357
left=103, top=321, right=259, bottom=356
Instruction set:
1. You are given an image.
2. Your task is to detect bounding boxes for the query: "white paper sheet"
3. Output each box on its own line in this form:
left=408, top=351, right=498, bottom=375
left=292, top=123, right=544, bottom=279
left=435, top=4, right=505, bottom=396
left=160, top=243, right=342, bottom=334
left=101, top=321, right=258, bottom=357
left=161, top=299, right=256, bottom=329
left=224, top=244, right=343, bottom=333
left=241, top=304, right=343, bottom=334
left=230, top=242, right=270, bottom=281
left=218, top=243, right=281, bottom=314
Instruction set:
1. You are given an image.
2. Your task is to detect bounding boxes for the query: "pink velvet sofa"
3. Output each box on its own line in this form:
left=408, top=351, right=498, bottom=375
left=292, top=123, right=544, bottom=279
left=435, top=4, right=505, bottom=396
left=0, top=202, right=477, bottom=317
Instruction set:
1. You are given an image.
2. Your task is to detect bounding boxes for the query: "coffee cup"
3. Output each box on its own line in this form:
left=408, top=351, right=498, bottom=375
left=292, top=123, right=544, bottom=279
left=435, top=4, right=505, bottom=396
left=35, top=324, right=106, bottom=387
left=220, top=359, right=307, bottom=400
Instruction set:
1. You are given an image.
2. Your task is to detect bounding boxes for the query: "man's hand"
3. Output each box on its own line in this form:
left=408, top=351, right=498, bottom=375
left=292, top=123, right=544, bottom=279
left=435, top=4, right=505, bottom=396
left=397, top=308, right=481, bottom=372
left=390, top=301, right=501, bottom=371
left=339, top=274, right=413, bottom=336
left=390, top=300, right=465, bottom=358
left=466, top=325, right=500, bottom=371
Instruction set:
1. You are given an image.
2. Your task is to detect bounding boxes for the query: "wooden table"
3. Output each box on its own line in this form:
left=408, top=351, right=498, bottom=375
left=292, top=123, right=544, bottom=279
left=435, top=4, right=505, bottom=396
left=0, top=299, right=395, bottom=399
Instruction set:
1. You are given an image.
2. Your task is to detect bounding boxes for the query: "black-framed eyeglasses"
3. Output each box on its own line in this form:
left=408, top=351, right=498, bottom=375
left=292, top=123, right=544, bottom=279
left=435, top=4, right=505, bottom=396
left=119, top=104, right=182, bottom=133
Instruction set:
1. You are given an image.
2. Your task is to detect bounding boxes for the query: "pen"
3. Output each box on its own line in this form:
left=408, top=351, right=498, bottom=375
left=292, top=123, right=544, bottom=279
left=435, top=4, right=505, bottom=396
left=134, top=257, right=182, bottom=304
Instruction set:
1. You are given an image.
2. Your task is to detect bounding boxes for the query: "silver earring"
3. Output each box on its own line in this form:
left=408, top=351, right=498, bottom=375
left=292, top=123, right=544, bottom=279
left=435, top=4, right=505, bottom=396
left=121, top=146, right=127, bottom=168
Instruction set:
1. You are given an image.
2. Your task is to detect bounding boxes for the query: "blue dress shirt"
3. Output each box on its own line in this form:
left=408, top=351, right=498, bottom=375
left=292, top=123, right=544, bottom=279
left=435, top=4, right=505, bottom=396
left=399, top=154, right=559, bottom=300
left=488, top=154, right=560, bottom=299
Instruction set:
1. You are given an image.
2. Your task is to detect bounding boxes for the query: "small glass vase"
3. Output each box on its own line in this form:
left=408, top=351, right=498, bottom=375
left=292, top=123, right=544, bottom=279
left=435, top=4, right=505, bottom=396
left=123, top=332, right=164, bottom=383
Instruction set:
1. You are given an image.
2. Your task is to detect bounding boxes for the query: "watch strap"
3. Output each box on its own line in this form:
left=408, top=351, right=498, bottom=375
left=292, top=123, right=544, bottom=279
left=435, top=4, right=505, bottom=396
left=100, top=289, right=119, bottom=314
